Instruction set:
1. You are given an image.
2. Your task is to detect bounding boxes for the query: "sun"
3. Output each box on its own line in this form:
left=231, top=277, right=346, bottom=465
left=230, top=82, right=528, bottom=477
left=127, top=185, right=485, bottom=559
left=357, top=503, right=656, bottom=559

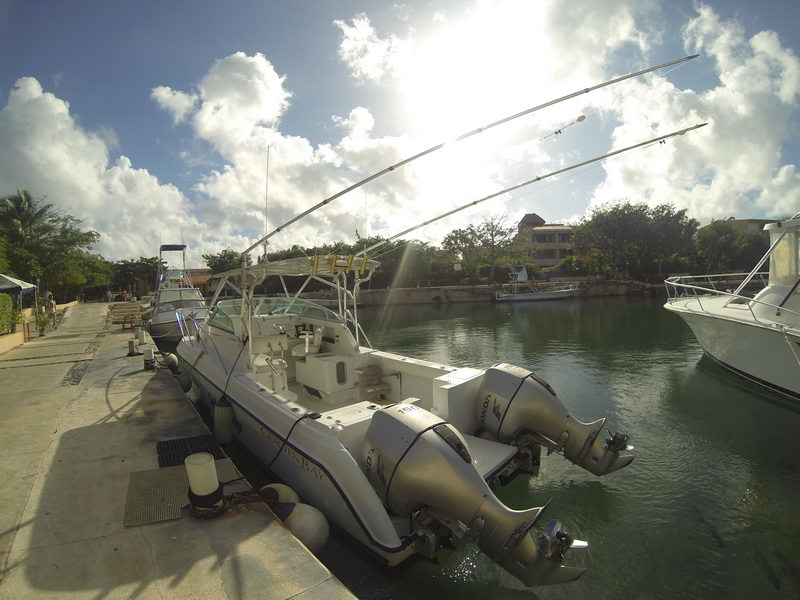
left=396, top=3, right=558, bottom=142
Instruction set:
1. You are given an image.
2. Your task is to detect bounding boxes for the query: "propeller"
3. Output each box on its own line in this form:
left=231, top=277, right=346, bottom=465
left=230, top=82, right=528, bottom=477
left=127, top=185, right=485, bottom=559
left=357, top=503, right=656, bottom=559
left=606, top=431, right=634, bottom=452
left=535, top=520, right=588, bottom=562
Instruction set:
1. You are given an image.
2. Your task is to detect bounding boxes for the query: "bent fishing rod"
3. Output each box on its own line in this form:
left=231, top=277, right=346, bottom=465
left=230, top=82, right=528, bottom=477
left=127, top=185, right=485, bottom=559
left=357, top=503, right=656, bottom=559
left=242, top=54, right=698, bottom=256
left=356, top=123, right=708, bottom=257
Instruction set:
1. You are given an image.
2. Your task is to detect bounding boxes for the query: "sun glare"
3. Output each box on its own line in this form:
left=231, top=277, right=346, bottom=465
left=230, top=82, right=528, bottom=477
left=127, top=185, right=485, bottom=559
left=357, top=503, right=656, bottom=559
left=398, top=3, right=557, bottom=141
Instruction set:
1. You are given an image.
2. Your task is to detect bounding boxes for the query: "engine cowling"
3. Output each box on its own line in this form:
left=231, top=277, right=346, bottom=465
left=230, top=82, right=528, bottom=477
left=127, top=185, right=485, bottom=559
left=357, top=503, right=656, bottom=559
left=477, top=363, right=634, bottom=476
left=362, top=403, right=585, bottom=586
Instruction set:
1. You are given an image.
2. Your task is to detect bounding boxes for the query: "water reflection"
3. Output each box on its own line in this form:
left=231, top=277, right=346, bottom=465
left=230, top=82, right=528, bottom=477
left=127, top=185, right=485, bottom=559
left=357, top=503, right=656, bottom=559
left=342, top=297, right=800, bottom=599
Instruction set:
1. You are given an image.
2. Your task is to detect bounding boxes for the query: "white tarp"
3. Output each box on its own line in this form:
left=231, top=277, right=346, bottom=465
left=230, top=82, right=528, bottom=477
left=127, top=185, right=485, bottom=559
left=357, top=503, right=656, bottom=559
left=0, top=273, right=36, bottom=293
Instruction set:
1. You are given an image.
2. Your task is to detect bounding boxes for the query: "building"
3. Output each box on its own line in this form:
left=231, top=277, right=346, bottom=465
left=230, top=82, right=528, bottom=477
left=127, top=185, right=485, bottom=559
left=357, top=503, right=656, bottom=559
left=517, top=213, right=576, bottom=268
left=188, top=268, right=214, bottom=297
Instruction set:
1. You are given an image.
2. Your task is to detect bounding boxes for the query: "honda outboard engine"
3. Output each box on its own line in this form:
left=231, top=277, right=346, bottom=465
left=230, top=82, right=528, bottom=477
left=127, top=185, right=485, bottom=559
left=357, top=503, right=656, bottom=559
left=363, top=403, right=586, bottom=585
left=478, top=364, right=633, bottom=476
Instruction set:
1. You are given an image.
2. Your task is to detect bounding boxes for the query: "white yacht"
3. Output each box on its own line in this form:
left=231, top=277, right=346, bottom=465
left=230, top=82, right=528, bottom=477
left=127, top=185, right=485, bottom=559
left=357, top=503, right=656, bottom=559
left=175, top=255, right=634, bottom=586
left=145, top=244, right=206, bottom=349
left=664, top=214, right=800, bottom=401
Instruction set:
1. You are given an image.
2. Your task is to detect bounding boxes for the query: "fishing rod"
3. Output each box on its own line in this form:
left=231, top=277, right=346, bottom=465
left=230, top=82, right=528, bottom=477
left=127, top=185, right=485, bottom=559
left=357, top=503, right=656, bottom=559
left=241, top=54, right=699, bottom=256
left=356, top=123, right=708, bottom=257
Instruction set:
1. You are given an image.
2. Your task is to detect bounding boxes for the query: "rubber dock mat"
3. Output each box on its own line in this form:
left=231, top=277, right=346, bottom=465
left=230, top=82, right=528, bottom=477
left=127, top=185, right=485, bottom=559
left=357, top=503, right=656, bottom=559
left=156, top=434, right=225, bottom=467
left=124, top=458, right=241, bottom=527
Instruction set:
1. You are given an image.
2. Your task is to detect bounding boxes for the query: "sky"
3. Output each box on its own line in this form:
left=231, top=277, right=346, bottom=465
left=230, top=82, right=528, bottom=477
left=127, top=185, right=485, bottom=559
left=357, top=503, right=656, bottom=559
left=0, top=0, right=798, bottom=267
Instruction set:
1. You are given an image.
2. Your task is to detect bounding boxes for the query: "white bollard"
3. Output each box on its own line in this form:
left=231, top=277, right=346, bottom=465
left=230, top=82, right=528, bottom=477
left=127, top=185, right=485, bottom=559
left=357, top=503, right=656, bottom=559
left=185, top=452, right=219, bottom=496
left=138, top=327, right=145, bottom=345
left=184, top=452, right=226, bottom=518
left=143, top=347, right=155, bottom=370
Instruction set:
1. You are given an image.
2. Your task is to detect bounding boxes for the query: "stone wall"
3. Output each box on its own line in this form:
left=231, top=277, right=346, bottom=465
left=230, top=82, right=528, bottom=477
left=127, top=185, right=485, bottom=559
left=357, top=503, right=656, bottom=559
left=355, top=280, right=660, bottom=306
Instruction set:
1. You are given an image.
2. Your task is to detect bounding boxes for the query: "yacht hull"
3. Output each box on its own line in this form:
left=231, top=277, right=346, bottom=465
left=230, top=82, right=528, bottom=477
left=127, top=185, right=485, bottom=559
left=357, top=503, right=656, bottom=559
left=145, top=317, right=181, bottom=344
left=666, top=299, right=800, bottom=401
left=175, top=340, right=419, bottom=566
left=496, top=289, right=575, bottom=302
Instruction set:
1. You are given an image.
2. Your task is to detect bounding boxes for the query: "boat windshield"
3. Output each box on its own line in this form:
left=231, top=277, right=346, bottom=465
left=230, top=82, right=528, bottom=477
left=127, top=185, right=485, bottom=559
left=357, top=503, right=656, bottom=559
left=770, top=228, right=799, bottom=288
left=158, top=289, right=204, bottom=303
left=252, top=297, right=342, bottom=321
left=208, top=297, right=343, bottom=332
left=156, top=299, right=206, bottom=313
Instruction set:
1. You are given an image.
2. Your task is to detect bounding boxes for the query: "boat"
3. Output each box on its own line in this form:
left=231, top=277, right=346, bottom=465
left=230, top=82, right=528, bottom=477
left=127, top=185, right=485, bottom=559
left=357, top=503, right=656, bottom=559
left=496, top=265, right=579, bottom=302
left=175, top=254, right=634, bottom=585
left=170, top=56, right=711, bottom=585
left=664, top=213, right=800, bottom=401
left=144, top=244, right=206, bottom=351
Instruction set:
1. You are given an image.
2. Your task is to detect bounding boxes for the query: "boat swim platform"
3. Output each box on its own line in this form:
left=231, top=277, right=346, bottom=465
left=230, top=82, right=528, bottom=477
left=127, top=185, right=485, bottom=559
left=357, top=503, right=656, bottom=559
left=0, top=302, right=356, bottom=600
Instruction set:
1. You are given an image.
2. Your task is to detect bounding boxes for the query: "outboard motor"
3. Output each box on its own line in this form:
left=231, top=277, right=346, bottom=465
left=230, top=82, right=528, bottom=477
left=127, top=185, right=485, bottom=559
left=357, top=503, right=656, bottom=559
left=363, top=403, right=586, bottom=585
left=478, top=364, right=633, bottom=476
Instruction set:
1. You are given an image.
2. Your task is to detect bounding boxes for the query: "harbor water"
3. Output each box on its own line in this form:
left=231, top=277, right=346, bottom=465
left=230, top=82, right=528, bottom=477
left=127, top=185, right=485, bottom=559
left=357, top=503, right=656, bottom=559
left=309, top=295, right=800, bottom=599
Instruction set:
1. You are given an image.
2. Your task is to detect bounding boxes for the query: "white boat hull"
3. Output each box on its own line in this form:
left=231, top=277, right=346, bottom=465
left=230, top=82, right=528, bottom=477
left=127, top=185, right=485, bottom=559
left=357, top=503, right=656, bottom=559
left=496, top=289, right=575, bottom=302
left=666, top=298, right=800, bottom=401
left=177, top=337, right=420, bottom=565
left=146, top=313, right=181, bottom=344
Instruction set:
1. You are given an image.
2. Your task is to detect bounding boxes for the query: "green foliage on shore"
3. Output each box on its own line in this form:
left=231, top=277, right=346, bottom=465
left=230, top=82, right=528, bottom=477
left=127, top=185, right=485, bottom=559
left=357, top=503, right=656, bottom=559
left=0, top=293, right=21, bottom=334
left=0, top=188, right=776, bottom=304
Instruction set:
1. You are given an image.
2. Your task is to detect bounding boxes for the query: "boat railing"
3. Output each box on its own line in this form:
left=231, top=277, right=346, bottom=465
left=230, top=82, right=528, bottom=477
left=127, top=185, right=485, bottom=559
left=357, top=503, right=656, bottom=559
left=664, top=272, right=799, bottom=324
left=175, top=308, right=204, bottom=345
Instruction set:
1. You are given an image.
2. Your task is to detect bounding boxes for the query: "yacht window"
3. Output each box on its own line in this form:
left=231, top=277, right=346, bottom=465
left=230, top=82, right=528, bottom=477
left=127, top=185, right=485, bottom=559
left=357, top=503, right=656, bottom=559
left=770, top=230, right=799, bottom=288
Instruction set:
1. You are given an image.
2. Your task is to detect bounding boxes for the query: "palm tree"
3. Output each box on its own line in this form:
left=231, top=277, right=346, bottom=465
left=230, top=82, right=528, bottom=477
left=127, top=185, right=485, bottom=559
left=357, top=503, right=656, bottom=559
left=0, top=190, right=55, bottom=249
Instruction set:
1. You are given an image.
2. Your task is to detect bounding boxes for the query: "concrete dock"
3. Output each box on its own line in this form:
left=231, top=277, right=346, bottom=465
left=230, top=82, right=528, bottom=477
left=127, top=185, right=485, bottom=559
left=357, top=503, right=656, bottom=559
left=0, top=303, right=356, bottom=599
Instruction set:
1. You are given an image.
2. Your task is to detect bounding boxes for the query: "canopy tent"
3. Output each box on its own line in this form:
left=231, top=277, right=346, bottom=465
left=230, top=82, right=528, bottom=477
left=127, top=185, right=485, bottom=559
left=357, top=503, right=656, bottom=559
left=0, top=274, right=37, bottom=294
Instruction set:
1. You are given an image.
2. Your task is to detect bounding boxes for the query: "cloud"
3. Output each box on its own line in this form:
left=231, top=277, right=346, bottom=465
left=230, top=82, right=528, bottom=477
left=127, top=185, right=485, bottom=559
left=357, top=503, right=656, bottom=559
left=151, top=86, right=197, bottom=124
left=0, top=77, right=210, bottom=263
left=591, top=4, right=800, bottom=222
left=334, top=14, right=411, bottom=83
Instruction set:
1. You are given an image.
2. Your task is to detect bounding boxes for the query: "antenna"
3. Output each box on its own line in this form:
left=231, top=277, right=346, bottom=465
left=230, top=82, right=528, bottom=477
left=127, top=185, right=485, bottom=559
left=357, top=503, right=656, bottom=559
left=265, top=144, right=271, bottom=239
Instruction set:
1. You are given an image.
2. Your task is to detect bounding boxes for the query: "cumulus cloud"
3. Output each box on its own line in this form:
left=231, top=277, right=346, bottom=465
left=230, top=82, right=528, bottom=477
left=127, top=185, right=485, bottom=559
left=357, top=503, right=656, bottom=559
left=591, top=4, right=800, bottom=221
left=0, top=77, right=209, bottom=263
left=334, top=14, right=411, bottom=83
left=151, top=86, right=197, bottom=124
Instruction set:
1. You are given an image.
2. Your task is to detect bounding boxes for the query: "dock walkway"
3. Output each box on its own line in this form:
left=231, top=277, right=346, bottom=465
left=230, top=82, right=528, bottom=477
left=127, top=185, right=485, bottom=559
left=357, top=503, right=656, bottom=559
left=0, top=302, right=356, bottom=599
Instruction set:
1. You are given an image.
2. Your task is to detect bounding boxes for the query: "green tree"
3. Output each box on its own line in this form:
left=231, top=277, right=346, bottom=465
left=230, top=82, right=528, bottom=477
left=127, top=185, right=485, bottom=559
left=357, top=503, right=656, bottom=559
left=648, top=204, right=698, bottom=276
left=0, top=237, right=10, bottom=273
left=574, top=202, right=651, bottom=278
left=475, top=215, right=515, bottom=282
left=573, top=202, right=697, bottom=279
left=203, top=248, right=251, bottom=273
left=696, top=221, right=768, bottom=273
left=443, top=225, right=484, bottom=281
left=0, top=190, right=101, bottom=299
left=0, top=190, right=54, bottom=250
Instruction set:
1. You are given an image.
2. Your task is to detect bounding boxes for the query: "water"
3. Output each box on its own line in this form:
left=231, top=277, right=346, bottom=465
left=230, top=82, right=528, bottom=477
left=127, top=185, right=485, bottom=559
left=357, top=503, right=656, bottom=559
left=311, top=296, right=800, bottom=599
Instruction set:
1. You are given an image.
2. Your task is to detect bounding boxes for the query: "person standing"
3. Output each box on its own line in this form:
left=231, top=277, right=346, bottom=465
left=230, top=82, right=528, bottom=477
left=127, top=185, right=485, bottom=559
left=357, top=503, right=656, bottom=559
left=47, top=294, right=56, bottom=329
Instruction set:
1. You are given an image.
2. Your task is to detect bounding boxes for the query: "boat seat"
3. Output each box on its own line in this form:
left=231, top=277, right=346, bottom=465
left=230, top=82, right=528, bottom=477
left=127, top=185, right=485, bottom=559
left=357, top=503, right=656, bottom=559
left=291, top=328, right=322, bottom=358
